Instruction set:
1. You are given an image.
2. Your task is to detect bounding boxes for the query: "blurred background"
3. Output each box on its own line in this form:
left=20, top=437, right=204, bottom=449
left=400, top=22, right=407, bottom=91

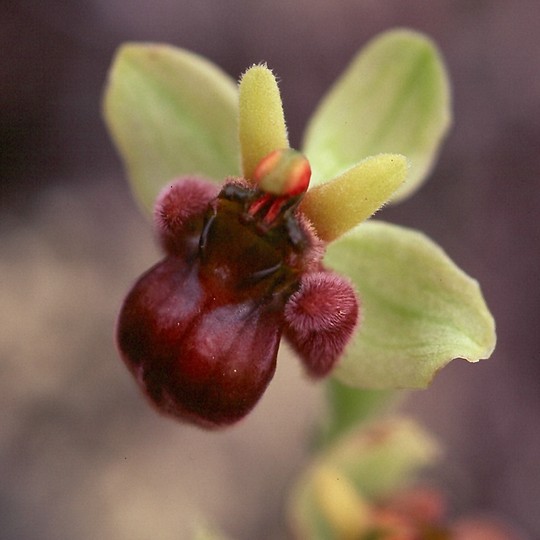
left=1, top=1, right=539, bottom=538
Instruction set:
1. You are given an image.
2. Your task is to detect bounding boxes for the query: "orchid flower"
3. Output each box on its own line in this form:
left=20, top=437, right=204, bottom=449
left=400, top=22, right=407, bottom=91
left=289, top=417, right=519, bottom=540
left=103, top=29, right=495, bottom=428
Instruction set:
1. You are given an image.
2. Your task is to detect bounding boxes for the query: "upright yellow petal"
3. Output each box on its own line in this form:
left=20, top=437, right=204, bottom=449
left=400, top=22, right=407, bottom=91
left=239, top=65, right=289, bottom=180
left=300, top=154, right=408, bottom=242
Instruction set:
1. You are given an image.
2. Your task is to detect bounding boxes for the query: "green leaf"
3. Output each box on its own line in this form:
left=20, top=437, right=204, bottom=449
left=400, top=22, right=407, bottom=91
left=289, top=418, right=440, bottom=540
left=238, top=65, right=289, bottom=180
left=303, top=29, right=451, bottom=201
left=325, top=220, right=496, bottom=389
left=103, top=44, right=240, bottom=213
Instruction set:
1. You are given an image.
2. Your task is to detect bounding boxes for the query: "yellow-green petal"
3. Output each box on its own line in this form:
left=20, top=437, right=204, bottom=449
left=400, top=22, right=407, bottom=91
left=325, top=221, right=496, bottom=389
left=300, top=153, right=407, bottom=242
left=239, top=65, right=289, bottom=181
left=103, top=43, right=240, bottom=213
left=303, top=29, right=451, bottom=202
left=288, top=418, right=440, bottom=540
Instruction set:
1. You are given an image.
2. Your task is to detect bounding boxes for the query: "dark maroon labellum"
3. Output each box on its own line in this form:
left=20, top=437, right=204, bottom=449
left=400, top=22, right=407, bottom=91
left=117, top=153, right=360, bottom=428
left=117, top=177, right=311, bottom=427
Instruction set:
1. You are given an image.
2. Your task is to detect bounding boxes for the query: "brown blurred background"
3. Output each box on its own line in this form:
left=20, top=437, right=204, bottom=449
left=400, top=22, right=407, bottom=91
left=1, top=1, right=539, bottom=539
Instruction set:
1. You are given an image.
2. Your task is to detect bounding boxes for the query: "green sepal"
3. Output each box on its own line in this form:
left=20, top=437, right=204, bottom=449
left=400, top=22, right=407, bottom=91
left=303, top=29, right=451, bottom=201
left=103, top=43, right=240, bottom=213
left=325, top=220, right=496, bottom=389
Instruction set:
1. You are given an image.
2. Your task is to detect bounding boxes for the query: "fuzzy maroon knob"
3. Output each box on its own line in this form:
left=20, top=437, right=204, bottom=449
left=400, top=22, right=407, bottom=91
left=284, top=271, right=359, bottom=377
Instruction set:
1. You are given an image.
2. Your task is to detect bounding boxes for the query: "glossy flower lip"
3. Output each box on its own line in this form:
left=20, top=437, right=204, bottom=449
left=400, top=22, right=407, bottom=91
left=117, top=167, right=361, bottom=426
left=104, top=28, right=496, bottom=392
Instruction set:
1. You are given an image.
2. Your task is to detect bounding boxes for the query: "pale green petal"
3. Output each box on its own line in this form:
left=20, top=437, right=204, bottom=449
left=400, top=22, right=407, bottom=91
left=325, top=221, right=496, bottom=389
left=103, top=43, right=240, bottom=213
left=288, top=418, right=440, bottom=540
left=300, top=153, right=407, bottom=242
left=303, top=29, right=451, bottom=201
left=238, top=65, right=289, bottom=180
